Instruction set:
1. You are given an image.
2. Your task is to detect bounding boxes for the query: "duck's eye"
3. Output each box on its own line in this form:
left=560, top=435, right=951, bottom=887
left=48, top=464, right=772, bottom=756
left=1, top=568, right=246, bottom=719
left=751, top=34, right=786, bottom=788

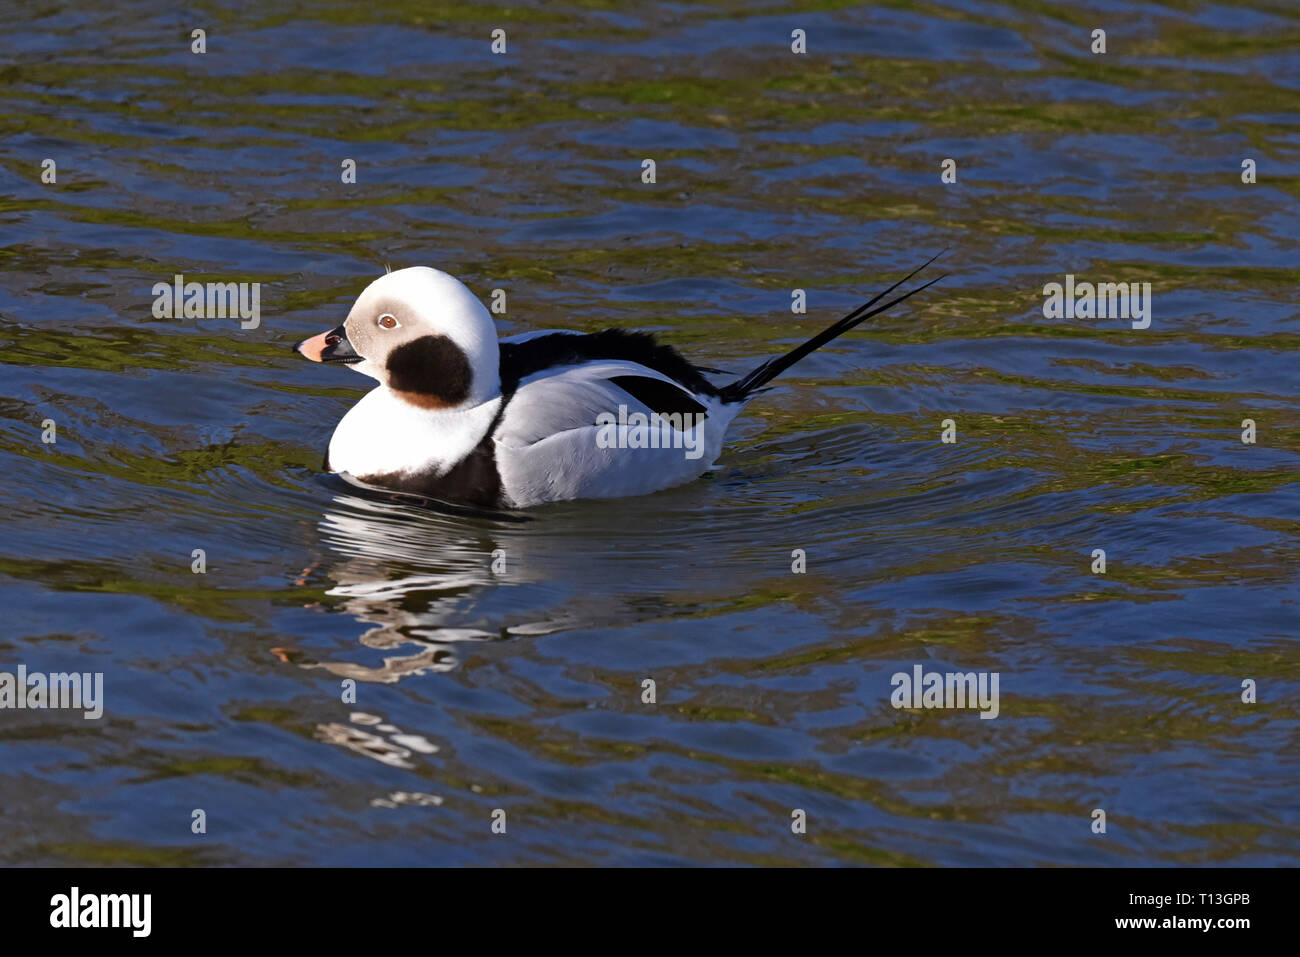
left=378, top=314, right=399, bottom=330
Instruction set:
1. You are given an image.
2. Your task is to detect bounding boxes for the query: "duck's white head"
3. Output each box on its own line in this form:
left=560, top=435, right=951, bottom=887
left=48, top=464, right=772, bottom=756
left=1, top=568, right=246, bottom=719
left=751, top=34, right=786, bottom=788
left=295, top=267, right=500, bottom=409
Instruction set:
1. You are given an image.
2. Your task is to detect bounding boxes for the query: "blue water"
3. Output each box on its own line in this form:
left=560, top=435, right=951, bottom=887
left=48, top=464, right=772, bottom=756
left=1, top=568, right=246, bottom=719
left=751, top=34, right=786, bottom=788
left=1, top=0, right=1297, bottom=865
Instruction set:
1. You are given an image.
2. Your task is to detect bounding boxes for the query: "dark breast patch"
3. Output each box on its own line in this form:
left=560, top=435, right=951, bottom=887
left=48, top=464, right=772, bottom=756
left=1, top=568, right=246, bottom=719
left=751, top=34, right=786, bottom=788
left=357, top=431, right=504, bottom=509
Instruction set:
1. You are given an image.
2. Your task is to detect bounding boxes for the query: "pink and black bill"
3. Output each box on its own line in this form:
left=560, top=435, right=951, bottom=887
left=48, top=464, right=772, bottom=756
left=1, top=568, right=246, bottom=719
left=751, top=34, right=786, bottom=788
left=295, top=324, right=361, bottom=364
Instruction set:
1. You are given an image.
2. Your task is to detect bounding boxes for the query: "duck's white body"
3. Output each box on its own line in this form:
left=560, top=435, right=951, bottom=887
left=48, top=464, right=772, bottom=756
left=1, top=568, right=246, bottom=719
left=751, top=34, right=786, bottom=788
left=327, top=387, right=502, bottom=482
left=326, top=336, right=742, bottom=508
left=296, top=262, right=940, bottom=509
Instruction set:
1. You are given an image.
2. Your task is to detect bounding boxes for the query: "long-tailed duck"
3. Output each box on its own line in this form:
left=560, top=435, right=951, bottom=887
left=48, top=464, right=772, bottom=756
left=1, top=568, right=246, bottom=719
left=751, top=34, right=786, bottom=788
left=295, top=259, right=942, bottom=508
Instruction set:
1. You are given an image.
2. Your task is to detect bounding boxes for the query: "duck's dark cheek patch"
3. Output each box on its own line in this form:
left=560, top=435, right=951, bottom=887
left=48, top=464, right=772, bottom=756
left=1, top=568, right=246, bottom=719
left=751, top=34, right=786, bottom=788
left=387, top=335, right=472, bottom=408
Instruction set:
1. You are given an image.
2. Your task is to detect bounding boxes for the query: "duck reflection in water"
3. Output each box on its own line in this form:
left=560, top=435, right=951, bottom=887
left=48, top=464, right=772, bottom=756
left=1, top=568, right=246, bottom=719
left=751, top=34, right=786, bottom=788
left=286, top=487, right=538, bottom=683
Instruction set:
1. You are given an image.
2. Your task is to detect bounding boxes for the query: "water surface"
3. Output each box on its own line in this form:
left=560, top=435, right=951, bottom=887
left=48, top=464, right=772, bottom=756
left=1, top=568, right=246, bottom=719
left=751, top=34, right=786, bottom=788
left=1, top=0, right=1297, bottom=865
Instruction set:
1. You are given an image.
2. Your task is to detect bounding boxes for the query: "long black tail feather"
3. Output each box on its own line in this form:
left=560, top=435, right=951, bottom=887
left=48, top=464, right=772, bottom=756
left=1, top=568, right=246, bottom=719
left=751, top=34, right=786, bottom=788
left=717, top=253, right=946, bottom=403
